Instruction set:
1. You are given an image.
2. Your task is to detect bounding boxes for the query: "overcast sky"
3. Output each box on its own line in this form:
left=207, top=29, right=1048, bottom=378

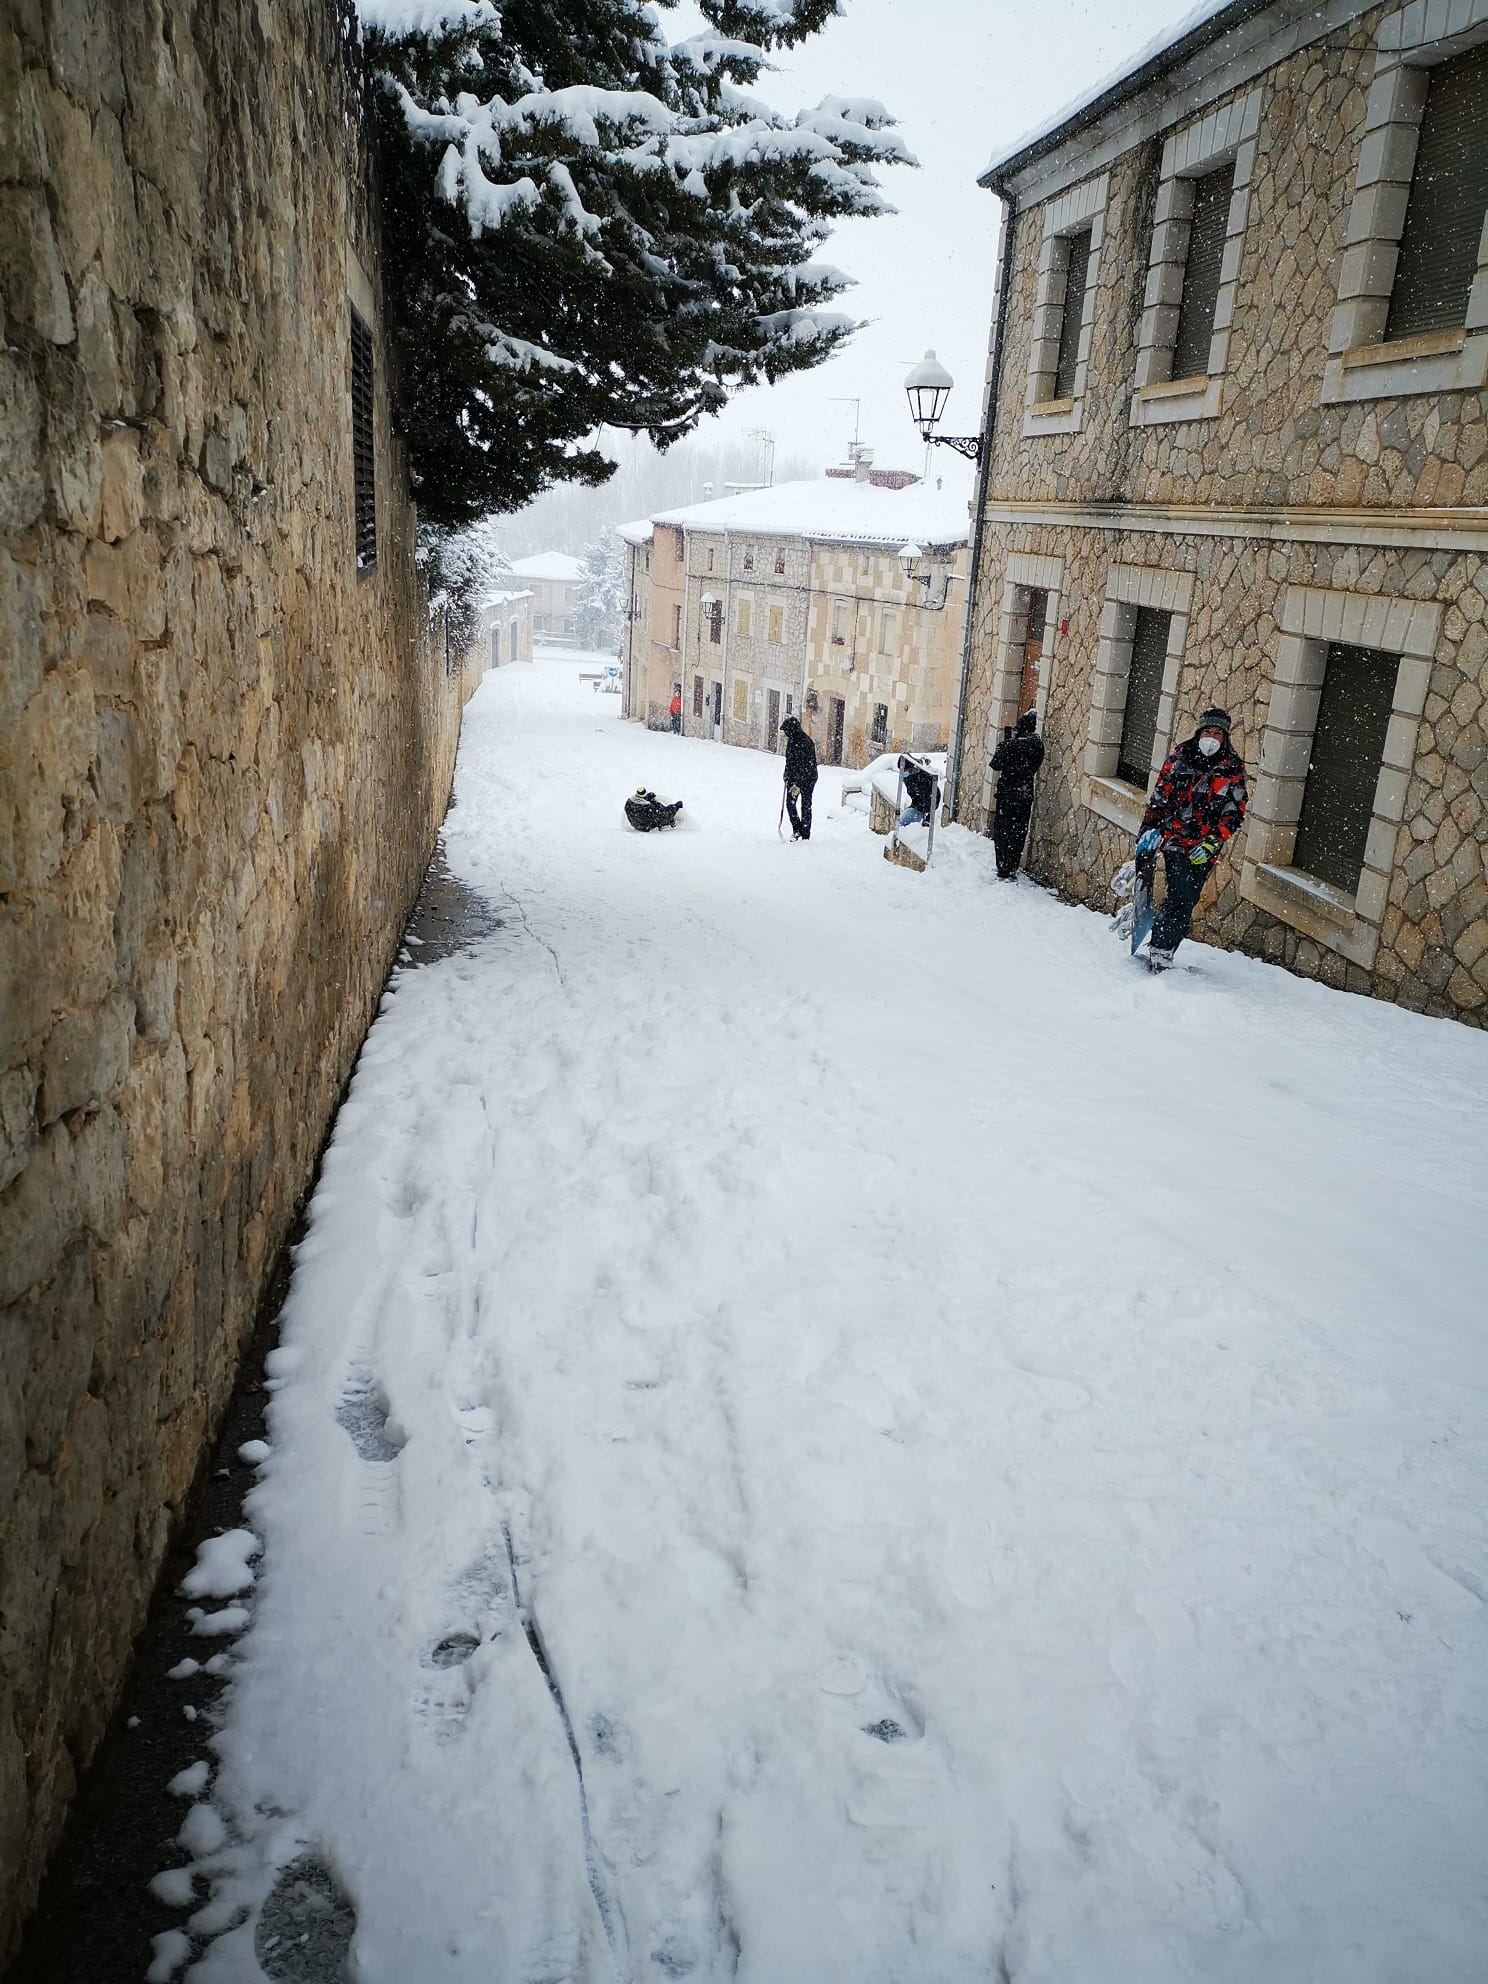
left=681, top=0, right=1195, bottom=474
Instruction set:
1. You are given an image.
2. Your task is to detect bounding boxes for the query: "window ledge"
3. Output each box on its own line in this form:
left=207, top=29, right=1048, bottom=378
left=1022, top=396, right=1083, bottom=439
left=1085, top=775, right=1146, bottom=834
left=1240, top=858, right=1382, bottom=970
left=1131, top=374, right=1224, bottom=427
left=1321, top=331, right=1488, bottom=404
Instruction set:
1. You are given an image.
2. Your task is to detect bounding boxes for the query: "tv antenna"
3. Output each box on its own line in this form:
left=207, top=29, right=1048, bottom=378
left=829, top=397, right=863, bottom=454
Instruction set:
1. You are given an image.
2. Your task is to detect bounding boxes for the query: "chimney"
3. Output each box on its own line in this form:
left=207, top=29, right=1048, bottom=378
left=854, top=446, right=874, bottom=484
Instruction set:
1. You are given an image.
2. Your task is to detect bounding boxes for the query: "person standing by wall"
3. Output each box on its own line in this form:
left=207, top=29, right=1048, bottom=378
left=780, top=715, right=819, bottom=840
left=989, top=710, right=1044, bottom=879
left=1138, top=707, right=1248, bottom=969
left=669, top=683, right=682, bottom=733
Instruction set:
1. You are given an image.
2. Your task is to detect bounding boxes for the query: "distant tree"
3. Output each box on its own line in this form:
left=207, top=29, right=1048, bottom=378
left=573, top=531, right=627, bottom=650
left=360, top=0, right=910, bottom=526
left=418, top=522, right=510, bottom=664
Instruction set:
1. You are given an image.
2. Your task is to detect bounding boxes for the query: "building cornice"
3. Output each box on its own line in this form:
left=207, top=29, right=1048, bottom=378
left=981, top=498, right=1488, bottom=553
left=983, top=0, right=1377, bottom=208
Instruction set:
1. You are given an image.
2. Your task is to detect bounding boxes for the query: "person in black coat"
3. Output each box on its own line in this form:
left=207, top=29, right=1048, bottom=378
left=780, top=715, right=818, bottom=840
left=898, top=756, right=938, bottom=825
left=990, top=710, right=1044, bottom=880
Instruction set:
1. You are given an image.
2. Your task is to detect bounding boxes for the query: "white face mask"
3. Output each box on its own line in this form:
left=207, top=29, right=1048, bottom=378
left=1198, top=734, right=1222, bottom=757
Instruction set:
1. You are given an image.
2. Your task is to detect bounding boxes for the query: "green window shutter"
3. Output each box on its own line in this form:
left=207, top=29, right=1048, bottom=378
left=1385, top=41, right=1488, bottom=342
left=1291, top=644, right=1398, bottom=893
left=1053, top=229, right=1092, bottom=400
left=1117, top=608, right=1170, bottom=788
left=1171, top=162, right=1235, bottom=379
left=350, top=307, right=377, bottom=572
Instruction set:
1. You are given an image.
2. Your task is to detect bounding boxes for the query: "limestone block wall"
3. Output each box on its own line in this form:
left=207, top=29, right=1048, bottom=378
left=962, top=523, right=1488, bottom=1021
left=806, top=544, right=967, bottom=766
left=0, top=0, right=470, bottom=1950
left=959, top=0, right=1488, bottom=1023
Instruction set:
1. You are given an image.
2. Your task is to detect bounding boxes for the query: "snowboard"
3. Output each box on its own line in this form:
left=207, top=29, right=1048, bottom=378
left=1130, top=851, right=1156, bottom=956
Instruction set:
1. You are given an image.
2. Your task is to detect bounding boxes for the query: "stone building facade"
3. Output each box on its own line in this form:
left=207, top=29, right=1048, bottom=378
left=807, top=540, right=968, bottom=767
left=475, top=587, right=534, bottom=671
left=619, top=473, right=971, bottom=764
left=959, top=0, right=1488, bottom=1022
left=0, top=0, right=476, bottom=1951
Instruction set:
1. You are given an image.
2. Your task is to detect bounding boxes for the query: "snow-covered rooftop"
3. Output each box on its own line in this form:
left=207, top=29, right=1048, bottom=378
left=510, top=552, right=585, bottom=583
left=982, top=0, right=1241, bottom=185
left=481, top=588, right=533, bottom=609
left=616, top=475, right=972, bottom=552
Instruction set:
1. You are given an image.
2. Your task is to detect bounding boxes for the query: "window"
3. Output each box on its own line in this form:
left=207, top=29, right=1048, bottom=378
left=832, top=600, right=848, bottom=644
left=707, top=601, right=722, bottom=644
left=736, top=597, right=752, bottom=637
left=510, top=618, right=519, bottom=661
left=767, top=604, right=783, bottom=644
left=671, top=603, right=682, bottom=646
left=871, top=703, right=888, bottom=746
left=1171, top=162, right=1235, bottom=379
left=1290, top=644, right=1399, bottom=893
left=878, top=609, right=898, bottom=656
left=350, top=305, right=376, bottom=572
left=743, top=547, right=755, bottom=571
left=786, top=693, right=794, bottom=715
left=773, top=549, right=786, bottom=574
left=733, top=677, right=748, bottom=722
left=693, top=674, right=704, bottom=717
left=1116, top=609, right=1170, bottom=789
left=1385, top=42, right=1488, bottom=341
left=490, top=624, right=501, bottom=668
left=1052, top=228, right=1092, bottom=400
left=706, top=547, right=715, bottom=572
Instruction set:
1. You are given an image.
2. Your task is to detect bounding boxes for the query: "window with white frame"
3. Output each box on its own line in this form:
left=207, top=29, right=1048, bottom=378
left=1083, top=563, right=1194, bottom=834
left=1242, top=585, right=1442, bottom=967
left=1023, top=173, right=1109, bottom=438
left=1325, top=2, right=1488, bottom=403
left=1131, top=88, right=1261, bottom=427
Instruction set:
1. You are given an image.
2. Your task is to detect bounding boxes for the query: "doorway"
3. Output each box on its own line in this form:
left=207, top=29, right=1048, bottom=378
left=828, top=695, right=845, bottom=765
left=711, top=680, right=723, bottom=741
left=766, top=688, right=781, bottom=752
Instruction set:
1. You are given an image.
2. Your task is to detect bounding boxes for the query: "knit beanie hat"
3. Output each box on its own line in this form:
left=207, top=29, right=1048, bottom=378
left=1197, top=706, right=1231, bottom=734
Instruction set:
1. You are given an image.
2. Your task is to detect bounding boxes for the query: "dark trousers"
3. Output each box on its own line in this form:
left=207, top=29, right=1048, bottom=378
left=1151, top=847, right=1208, bottom=954
left=670, top=713, right=681, bottom=733
left=786, top=780, right=815, bottom=839
left=992, top=784, right=1034, bottom=878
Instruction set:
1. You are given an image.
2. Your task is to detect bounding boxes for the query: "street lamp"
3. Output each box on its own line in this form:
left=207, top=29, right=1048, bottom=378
left=904, top=350, right=982, bottom=462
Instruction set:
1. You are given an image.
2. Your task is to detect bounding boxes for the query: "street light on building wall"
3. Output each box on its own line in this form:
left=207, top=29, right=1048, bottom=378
left=904, top=350, right=982, bottom=462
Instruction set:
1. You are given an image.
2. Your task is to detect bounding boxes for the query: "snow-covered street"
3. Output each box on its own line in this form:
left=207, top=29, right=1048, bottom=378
left=179, top=652, right=1488, bottom=1983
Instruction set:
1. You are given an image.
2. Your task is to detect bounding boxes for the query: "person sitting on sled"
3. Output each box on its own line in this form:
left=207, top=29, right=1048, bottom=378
left=1135, top=706, right=1248, bottom=969
left=780, top=716, right=818, bottom=840
left=898, top=756, right=938, bottom=827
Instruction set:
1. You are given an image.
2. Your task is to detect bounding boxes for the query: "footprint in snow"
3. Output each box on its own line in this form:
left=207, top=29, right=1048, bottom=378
left=334, top=1376, right=406, bottom=1463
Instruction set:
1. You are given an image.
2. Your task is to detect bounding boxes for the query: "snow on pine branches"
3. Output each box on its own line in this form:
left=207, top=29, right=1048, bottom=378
left=357, top=0, right=912, bottom=524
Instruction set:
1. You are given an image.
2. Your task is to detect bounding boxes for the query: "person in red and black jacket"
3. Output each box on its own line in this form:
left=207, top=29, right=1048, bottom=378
left=1138, top=706, right=1248, bottom=968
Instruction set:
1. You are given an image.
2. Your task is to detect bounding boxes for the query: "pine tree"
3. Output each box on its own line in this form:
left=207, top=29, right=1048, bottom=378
left=360, top=0, right=910, bottom=526
left=573, top=531, right=627, bottom=650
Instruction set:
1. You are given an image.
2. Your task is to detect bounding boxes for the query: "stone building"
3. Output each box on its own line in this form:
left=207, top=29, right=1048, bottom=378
left=619, top=469, right=971, bottom=763
left=509, top=551, right=584, bottom=641
left=0, top=0, right=477, bottom=1952
left=475, top=586, right=534, bottom=670
left=956, top=0, right=1488, bottom=1023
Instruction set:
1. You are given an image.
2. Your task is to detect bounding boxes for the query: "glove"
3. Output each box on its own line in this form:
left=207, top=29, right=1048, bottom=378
left=1135, top=828, right=1163, bottom=856
left=1189, top=836, right=1219, bottom=868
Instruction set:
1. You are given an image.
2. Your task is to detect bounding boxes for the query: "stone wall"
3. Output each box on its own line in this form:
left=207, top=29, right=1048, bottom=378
left=961, top=0, right=1488, bottom=1023
left=0, top=0, right=473, bottom=1952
